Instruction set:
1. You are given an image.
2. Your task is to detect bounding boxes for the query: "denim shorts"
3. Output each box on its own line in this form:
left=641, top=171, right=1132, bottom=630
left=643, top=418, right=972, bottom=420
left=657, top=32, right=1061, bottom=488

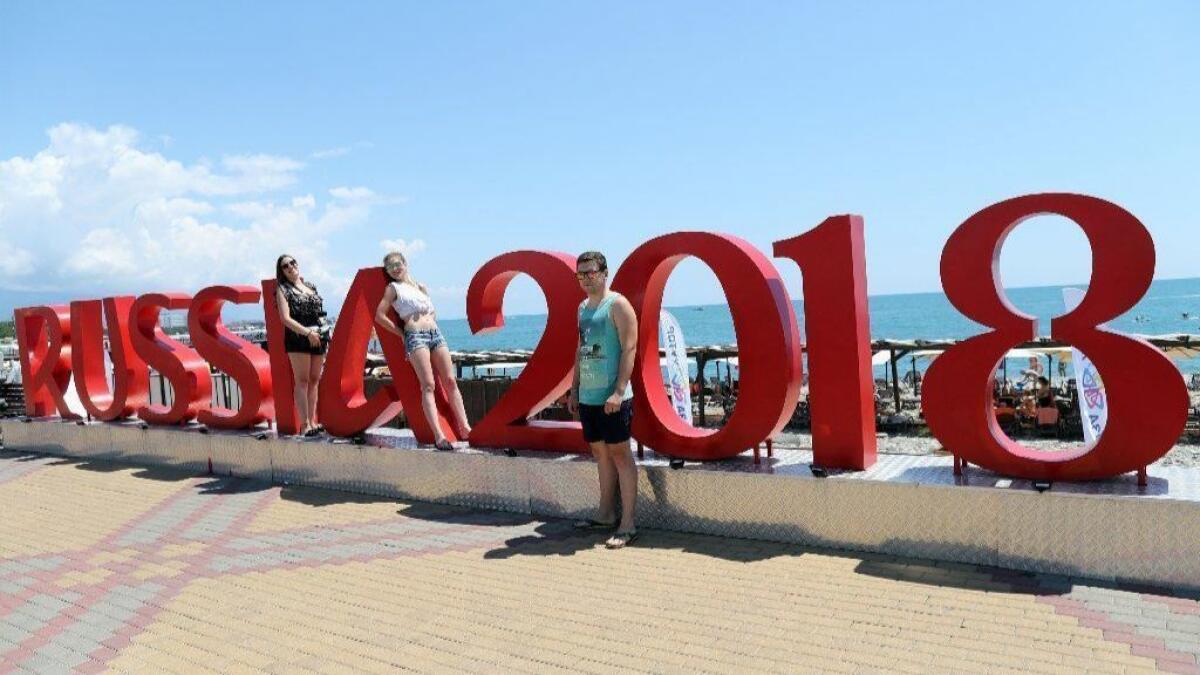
left=404, top=328, right=446, bottom=355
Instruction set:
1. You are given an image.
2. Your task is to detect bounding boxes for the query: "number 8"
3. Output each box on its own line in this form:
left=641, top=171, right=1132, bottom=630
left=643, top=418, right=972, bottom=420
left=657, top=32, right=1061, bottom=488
left=922, top=193, right=1188, bottom=480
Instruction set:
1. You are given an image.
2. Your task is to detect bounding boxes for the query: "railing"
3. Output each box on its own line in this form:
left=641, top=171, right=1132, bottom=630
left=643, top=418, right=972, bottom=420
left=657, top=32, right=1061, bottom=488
left=147, top=369, right=242, bottom=412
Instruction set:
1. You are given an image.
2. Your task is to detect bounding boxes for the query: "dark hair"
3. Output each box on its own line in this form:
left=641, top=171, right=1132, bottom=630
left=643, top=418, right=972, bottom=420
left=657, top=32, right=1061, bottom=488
left=1037, top=376, right=1050, bottom=386
left=276, top=254, right=299, bottom=289
left=577, top=251, right=607, bottom=272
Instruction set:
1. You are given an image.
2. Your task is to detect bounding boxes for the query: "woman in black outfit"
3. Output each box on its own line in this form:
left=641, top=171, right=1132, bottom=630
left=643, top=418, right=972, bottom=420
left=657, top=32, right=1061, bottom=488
left=1035, top=376, right=1054, bottom=408
left=274, top=254, right=327, bottom=436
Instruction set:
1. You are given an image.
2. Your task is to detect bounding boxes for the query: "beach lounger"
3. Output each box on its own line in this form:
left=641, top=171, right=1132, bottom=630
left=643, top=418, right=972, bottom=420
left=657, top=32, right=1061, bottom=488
left=1036, top=406, right=1060, bottom=437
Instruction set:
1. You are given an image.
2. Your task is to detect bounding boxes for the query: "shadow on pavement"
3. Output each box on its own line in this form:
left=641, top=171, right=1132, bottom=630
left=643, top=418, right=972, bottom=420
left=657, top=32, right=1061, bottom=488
left=280, top=483, right=397, bottom=507
left=7, top=447, right=1200, bottom=602
left=855, top=555, right=1200, bottom=601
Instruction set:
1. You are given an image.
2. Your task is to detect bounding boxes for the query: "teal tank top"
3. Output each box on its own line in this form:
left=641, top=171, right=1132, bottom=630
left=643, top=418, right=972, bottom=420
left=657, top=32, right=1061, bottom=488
left=577, top=293, right=633, bottom=406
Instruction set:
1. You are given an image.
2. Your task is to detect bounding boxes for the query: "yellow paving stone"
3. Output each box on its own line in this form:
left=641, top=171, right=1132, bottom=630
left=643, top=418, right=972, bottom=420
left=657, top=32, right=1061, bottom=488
left=5, top=452, right=1200, bottom=674
left=225, top=667, right=271, bottom=675
left=157, top=541, right=209, bottom=558
left=0, top=465, right=187, bottom=557
left=131, top=561, right=180, bottom=579
left=929, top=655, right=993, bottom=674
left=243, top=490, right=400, bottom=533
left=88, top=548, right=141, bottom=565
left=54, top=566, right=113, bottom=588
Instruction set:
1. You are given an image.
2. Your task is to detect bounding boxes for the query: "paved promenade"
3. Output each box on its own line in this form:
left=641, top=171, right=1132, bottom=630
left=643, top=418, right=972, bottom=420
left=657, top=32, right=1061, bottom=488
left=1, top=449, right=1198, bottom=674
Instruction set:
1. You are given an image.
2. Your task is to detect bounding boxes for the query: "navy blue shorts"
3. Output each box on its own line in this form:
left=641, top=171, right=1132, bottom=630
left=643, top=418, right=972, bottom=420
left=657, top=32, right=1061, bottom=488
left=578, top=400, right=634, bottom=444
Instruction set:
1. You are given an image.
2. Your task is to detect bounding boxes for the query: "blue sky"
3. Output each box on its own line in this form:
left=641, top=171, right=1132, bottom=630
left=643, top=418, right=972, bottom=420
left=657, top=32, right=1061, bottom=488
left=2, top=1, right=1197, bottom=319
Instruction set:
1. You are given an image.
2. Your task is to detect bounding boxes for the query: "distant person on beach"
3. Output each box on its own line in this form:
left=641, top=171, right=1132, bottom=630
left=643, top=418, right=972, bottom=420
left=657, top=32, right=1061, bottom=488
left=373, top=251, right=471, bottom=451
left=1036, top=376, right=1054, bottom=408
left=274, top=254, right=328, bottom=437
left=568, top=251, right=639, bottom=549
left=1019, top=355, right=1043, bottom=391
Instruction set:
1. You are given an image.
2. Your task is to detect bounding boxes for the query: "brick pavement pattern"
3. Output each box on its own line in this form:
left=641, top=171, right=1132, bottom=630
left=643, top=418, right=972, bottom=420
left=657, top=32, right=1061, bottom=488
left=1, top=449, right=1198, bottom=674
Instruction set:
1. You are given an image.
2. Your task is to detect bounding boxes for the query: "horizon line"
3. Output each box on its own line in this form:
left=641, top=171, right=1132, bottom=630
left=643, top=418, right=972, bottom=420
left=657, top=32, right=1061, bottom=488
left=2, top=274, right=1197, bottom=323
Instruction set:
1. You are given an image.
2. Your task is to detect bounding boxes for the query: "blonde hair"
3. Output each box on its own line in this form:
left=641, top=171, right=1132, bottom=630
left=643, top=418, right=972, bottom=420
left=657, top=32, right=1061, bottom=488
left=383, top=251, right=427, bottom=294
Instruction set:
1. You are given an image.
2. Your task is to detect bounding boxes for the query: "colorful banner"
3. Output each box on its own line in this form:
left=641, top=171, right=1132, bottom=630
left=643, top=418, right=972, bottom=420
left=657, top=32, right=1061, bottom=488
left=659, top=310, right=693, bottom=424
left=1063, top=287, right=1107, bottom=444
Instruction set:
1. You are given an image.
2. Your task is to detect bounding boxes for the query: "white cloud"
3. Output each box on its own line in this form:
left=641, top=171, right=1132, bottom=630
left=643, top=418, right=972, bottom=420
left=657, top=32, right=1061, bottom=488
left=0, top=239, right=36, bottom=276
left=0, top=122, right=380, bottom=302
left=330, top=186, right=407, bottom=207
left=429, top=284, right=467, bottom=299
left=380, top=238, right=426, bottom=257
left=311, top=141, right=373, bottom=160
left=312, top=146, right=351, bottom=159
left=216, top=154, right=303, bottom=193
left=329, top=186, right=375, bottom=201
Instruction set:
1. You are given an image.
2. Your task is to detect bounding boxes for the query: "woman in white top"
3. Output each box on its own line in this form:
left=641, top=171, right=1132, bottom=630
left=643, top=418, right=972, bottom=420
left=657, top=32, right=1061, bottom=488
left=374, top=251, right=471, bottom=450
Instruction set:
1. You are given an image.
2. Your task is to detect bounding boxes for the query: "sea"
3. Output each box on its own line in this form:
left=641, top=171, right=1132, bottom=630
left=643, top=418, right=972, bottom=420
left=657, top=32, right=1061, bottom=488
left=432, top=277, right=1200, bottom=379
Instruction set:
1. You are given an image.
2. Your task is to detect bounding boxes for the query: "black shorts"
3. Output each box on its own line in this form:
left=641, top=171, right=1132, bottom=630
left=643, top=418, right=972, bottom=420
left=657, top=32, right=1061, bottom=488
left=579, top=400, right=634, bottom=444
left=284, top=329, right=328, bottom=355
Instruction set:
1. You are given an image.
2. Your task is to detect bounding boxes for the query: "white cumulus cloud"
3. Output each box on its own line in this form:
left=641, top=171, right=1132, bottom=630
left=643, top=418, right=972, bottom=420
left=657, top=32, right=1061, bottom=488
left=0, top=122, right=381, bottom=303
left=310, top=141, right=373, bottom=160
left=380, top=238, right=426, bottom=257
left=312, top=146, right=351, bottom=159
left=0, top=240, right=36, bottom=276
left=330, top=186, right=375, bottom=201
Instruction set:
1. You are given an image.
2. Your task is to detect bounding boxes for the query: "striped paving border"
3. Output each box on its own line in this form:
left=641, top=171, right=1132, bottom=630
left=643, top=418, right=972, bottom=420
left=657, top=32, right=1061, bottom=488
left=0, top=458, right=537, bottom=673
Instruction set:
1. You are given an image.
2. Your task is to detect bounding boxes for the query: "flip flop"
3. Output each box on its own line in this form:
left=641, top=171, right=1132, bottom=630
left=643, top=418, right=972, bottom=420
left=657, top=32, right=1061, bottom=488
left=605, top=529, right=639, bottom=549
left=433, top=439, right=455, bottom=452
left=573, top=519, right=616, bottom=531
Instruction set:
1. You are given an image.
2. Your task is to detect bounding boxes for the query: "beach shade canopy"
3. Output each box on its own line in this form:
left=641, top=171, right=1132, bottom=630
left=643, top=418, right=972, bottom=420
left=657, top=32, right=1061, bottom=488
left=909, top=349, right=943, bottom=363
left=474, top=362, right=528, bottom=375
left=1003, top=348, right=1042, bottom=361
left=1139, top=334, right=1200, bottom=361
left=441, top=335, right=1199, bottom=373
left=1005, top=346, right=1074, bottom=363
left=447, top=349, right=536, bottom=367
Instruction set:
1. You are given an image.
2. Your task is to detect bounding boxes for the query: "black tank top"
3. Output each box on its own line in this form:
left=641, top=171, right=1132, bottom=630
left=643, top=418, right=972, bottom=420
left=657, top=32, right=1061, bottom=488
left=282, top=281, right=325, bottom=330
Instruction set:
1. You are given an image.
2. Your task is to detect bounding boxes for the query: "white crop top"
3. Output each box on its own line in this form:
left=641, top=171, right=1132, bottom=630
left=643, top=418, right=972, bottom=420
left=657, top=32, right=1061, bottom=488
left=391, top=281, right=435, bottom=320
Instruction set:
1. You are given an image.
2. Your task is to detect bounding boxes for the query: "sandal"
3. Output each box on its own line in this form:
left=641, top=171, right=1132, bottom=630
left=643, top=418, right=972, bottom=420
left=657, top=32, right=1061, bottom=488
left=434, top=439, right=455, bottom=452
left=303, top=427, right=322, bottom=438
left=605, top=529, right=639, bottom=549
left=573, top=518, right=617, bottom=531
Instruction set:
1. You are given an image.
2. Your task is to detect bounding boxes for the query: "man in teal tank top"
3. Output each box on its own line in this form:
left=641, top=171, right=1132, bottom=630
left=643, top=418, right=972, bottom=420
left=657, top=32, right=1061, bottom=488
left=569, top=251, right=639, bottom=549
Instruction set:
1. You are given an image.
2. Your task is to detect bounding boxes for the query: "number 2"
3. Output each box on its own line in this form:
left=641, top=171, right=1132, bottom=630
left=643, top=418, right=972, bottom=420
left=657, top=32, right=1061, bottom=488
left=466, top=251, right=588, bottom=452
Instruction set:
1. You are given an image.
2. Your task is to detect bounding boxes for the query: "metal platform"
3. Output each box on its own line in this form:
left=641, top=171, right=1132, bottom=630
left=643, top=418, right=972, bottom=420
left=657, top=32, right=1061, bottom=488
left=2, top=417, right=1197, bottom=590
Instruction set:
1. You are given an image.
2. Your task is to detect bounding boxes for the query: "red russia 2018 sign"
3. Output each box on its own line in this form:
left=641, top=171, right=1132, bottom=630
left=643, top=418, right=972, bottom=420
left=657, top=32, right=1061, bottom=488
left=13, top=193, right=1190, bottom=482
